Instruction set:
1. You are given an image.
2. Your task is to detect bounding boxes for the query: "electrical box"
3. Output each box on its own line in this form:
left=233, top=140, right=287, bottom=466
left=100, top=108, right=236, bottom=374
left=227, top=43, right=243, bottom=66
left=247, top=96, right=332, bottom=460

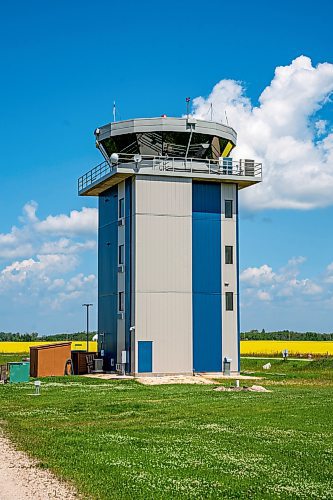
left=223, top=357, right=232, bottom=376
left=121, top=350, right=127, bottom=364
left=8, top=362, right=30, bottom=383
left=94, top=359, right=104, bottom=372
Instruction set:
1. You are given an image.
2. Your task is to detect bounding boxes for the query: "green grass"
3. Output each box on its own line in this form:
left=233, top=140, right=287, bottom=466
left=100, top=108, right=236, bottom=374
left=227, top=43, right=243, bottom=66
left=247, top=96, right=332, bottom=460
left=0, top=359, right=333, bottom=499
left=0, top=353, right=29, bottom=365
left=241, top=357, right=333, bottom=383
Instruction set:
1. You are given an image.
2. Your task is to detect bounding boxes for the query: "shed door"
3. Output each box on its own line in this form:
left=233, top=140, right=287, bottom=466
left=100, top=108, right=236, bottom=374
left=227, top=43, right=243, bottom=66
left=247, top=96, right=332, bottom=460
left=138, top=341, right=153, bottom=373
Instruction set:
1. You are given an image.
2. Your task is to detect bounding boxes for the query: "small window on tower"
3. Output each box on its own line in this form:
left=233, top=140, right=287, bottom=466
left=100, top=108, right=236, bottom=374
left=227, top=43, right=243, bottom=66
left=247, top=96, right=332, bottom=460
left=225, top=246, right=233, bottom=264
left=225, top=200, right=233, bottom=218
left=119, top=292, right=124, bottom=312
left=119, top=245, right=124, bottom=265
left=119, top=198, right=125, bottom=219
left=226, top=292, right=234, bottom=311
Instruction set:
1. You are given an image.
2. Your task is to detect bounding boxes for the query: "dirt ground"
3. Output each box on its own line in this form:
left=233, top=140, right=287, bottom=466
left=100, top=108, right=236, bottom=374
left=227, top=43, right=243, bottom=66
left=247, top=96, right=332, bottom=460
left=0, top=429, right=78, bottom=500
left=83, top=373, right=261, bottom=385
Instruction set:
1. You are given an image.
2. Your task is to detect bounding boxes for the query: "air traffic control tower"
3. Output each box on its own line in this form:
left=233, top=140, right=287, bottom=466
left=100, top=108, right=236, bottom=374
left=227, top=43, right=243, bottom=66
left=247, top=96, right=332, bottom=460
left=78, top=116, right=262, bottom=375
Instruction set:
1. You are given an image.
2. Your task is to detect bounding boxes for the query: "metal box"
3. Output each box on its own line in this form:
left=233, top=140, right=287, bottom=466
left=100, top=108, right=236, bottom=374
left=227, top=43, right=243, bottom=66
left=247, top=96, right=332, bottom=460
left=94, top=358, right=103, bottom=372
left=8, top=362, right=30, bottom=383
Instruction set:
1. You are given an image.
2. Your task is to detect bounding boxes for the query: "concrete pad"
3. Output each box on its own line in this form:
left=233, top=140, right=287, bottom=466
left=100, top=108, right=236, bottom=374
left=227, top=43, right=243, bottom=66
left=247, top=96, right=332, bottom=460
left=82, top=373, right=134, bottom=380
left=137, top=375, right=214, bottom=385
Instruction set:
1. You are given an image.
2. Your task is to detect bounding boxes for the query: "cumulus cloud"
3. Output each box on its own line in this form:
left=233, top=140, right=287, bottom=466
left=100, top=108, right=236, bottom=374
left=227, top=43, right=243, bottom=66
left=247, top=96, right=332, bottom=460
left=241, top=256, right=325, bottom=307
left=0, top=202, right=97, bottom=261
left=192, top=55, right=333, bottom=210
left=0, top=254, right=79, bottom=287
left=240, top=264, right=276, bottom=287
left=36, top=207, right=97, bottom=236
left=0, top=202, right=98, bottom=324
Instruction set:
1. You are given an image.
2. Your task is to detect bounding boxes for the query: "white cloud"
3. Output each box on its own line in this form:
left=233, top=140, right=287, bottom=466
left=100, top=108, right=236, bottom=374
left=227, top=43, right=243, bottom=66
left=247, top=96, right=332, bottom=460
left=0, top=202, right=97, bottom=261
left=39, top=238, right=96, bottom=255
left=315, top=119, right=328, bottom=136
left=257, top=290, right=271, bottom=301
left=241, top=256, right=325, bottom=308
left=192, top=55, right=333, bottom=210
left=0, top=201, right=98, bottom=327
left=20, top=201, right=39, bottom=223
left=0, top=254, right=79, bottom=287
left=36, top=207, right=97, bottom=236
left=324, top=262, right=333, bottom=284
left=241, top=264, right=276, bottom=286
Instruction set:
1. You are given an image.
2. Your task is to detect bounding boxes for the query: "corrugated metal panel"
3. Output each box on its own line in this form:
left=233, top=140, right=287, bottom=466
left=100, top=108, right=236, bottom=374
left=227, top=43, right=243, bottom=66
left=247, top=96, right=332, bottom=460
left=135, top=292, right=192, bottom=373
left=135, top=175, right=192, bottom=217
left=221, top=183, right=239, bottom=372
left=134, top=176, right=193, bottom=374
left=192, top=182, right=222, bottom=372
left=98, top=187, right=118, bottom=369
left=192, top=181, right=221, bottom=214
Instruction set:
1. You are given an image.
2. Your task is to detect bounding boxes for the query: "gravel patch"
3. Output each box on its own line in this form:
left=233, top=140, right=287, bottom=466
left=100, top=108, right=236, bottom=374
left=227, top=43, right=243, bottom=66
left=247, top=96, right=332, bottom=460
left=137, top=375, right=214, bottom=385
left=0, top=429, right=78, bottom=500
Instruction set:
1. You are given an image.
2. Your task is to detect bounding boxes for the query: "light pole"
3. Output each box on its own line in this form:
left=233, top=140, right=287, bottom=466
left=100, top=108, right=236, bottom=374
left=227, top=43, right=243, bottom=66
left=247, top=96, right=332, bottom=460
left=82, top=304, right=93, bottom=352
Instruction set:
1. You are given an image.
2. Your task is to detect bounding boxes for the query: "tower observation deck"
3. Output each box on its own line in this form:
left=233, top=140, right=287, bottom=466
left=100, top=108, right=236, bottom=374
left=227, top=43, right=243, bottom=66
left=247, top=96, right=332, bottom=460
left=79, top=116, right=262, bottom=375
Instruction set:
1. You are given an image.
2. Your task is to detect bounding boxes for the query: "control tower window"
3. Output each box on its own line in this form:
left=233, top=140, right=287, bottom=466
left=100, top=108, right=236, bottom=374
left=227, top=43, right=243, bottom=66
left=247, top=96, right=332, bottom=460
left=118, top=292, right=125, bottom=312
left=225, top=200, right=233, bottom=218
left=225, top=246, right=233, bottom=264
left=119, top=198, right=124, bottom=219
left=226, top=292, right=234, bottom=311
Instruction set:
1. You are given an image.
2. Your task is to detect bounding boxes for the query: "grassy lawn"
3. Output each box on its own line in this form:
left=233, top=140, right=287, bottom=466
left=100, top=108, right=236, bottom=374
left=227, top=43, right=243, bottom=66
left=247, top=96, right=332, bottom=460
left=0, top=359, right=333, bottom=499
left=0, top=353, right=29, bottom=365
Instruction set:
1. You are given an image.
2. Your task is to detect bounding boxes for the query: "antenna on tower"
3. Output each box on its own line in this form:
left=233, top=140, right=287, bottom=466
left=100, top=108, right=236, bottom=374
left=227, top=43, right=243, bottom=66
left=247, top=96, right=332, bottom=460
left=113, top=101, right=116, bottom=122
left=225, top=110, right=229, bottom=126
left=210, top=103, right=213, bottom=121
left=186, top=97, right=191, bottom=118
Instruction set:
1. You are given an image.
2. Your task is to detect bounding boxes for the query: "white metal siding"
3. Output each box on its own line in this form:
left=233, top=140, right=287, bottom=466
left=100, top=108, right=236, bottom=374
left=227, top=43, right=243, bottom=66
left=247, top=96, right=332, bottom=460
left=221, top=183, right=239, bottom=372
left=134, top=175, right=192, bottom=374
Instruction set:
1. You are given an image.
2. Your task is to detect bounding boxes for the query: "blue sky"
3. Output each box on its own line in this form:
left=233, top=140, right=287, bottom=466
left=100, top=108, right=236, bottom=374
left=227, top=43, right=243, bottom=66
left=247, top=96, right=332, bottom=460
left=1, top=0, right=333, bottom=334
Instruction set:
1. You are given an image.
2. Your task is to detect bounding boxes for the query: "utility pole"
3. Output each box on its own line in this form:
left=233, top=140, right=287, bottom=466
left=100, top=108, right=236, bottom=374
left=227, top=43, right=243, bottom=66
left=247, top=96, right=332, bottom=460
left=82, top=303, right=93, bottom=352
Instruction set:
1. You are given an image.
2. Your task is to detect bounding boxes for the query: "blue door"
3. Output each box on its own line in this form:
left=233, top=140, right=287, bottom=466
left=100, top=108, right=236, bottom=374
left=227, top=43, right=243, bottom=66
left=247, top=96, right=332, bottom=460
left=138, top=341, right=153, bottom=372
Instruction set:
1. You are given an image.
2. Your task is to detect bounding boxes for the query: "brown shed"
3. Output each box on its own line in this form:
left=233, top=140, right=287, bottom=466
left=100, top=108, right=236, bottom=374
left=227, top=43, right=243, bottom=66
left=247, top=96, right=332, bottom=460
left=30, top=343, right=72, bottom=377
left=71, top=351, right=97, bottom=375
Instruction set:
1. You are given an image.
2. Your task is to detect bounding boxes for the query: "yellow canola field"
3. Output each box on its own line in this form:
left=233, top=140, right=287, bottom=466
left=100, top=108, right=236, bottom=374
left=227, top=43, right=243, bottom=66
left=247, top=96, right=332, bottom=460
left=0, top=341, right=98, bottom=354
left=1, top=340, right=333, bottom=357
left=241, top=340, right=333, bottom=357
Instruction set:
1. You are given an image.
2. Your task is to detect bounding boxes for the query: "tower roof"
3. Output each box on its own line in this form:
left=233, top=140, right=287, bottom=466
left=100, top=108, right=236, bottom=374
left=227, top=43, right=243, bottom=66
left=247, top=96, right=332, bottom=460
left=78, top=116, right=262, bottom=196
left=95, top=117, right=237, bottom=160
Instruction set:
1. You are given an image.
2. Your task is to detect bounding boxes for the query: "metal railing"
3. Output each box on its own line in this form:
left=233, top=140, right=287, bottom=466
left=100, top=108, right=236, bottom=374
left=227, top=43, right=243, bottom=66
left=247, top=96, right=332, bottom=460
left=78, top=154, right=262, bottom=192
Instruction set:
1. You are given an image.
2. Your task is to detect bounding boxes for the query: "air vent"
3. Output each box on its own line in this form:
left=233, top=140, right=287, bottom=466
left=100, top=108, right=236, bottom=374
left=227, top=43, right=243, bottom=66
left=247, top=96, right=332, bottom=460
left=93, top=359, right=103, bottom=373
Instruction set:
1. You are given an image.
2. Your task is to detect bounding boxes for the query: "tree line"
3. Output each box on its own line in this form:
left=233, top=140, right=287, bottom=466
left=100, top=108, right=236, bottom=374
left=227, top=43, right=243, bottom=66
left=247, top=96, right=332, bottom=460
left=0, top=332, right=97, bottom=342
left=1, top=330, right=333, bottom=342
left=241, top=330, right=333, bottom=341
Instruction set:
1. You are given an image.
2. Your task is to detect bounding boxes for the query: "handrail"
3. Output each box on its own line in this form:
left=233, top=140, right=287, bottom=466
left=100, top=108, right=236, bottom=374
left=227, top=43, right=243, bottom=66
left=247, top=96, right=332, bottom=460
left=78, top=154, right=262, bottom=193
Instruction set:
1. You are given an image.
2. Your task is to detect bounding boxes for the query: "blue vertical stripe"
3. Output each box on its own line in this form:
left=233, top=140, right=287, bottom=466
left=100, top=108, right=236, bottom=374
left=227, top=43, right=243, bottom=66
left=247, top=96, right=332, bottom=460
left=192, top=182, right=222, bottom=372
left=98, top=186, right=118, bottom=368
